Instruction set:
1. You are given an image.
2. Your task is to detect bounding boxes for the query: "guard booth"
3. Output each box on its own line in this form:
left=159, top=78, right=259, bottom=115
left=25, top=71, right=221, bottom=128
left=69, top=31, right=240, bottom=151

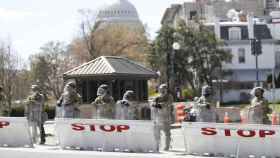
left=63, top=56, right=157, bottom=119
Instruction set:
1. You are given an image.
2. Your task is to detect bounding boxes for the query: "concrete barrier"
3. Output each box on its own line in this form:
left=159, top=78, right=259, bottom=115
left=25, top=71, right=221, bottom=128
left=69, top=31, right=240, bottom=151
left=55, top=118, right=158, bottom=152
left=182, top=122, right=280, bottom=157
left=0, top=117, right=33, bottom=147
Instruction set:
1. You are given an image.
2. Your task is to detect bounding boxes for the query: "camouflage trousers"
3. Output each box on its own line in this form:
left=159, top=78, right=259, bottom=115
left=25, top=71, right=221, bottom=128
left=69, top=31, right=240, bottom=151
left=154, top=121, right=171, bottom=151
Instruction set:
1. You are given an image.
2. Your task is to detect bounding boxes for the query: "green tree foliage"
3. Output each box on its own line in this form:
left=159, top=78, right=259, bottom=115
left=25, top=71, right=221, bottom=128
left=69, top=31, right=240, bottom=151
left=30, top=41, right=74, bottom=99
left=149, top=20, right=232, bottom=91
left=147, top=25, right=175, bottom=83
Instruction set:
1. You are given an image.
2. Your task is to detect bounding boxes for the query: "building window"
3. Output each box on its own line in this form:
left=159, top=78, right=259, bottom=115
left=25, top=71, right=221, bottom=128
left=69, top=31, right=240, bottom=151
left=238, top=48, right=245, bottom=63
left=190, top=11, right=197, bottom=20
left=229, top=27, right=241, bottom=40
left=224, top=48, right=232, bottom=63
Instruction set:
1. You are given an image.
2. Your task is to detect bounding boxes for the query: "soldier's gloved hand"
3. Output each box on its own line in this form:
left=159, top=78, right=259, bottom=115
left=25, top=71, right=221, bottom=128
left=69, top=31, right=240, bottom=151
left=154, top=104, right=162, bottom=109
left=121, top=101, right=129, bottom=107
left=206, top=104, right=210, bottom=109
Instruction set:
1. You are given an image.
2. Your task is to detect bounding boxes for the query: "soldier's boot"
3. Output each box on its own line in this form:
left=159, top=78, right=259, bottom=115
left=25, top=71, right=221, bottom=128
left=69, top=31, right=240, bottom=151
left=31, top=124, right=38, bottom=143
left=164, top=130, right=171, bottom=151
left=164, top=136, right=171, bottom=151
left=39, top=124, right=46, bottom=145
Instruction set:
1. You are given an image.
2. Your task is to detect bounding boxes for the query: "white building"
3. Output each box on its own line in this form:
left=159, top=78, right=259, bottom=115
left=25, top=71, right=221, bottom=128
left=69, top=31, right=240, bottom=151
left=95, top=0, right=143, bottom=29
left=210, top=19, right=280, bottom=102
left=161, top=2, right=280, bottom=102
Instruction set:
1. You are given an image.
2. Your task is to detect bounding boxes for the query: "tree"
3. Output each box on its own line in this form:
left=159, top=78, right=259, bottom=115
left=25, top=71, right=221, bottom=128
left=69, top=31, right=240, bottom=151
left=30, top=41, right=74, bottom=99
left=149, top=20, right=232, bottom=92
left=147, top=25, right=175, bottom=83
left=68, top=9, right=150, bottom=64
left=0, top=41, right=22, bottom=115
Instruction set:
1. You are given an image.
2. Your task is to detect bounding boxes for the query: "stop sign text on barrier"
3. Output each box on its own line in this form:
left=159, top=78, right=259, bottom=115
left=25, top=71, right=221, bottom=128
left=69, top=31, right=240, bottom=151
left=201, top=127, right=276, bottom=138
left=71, top=123, right=130, bottom=133
left=0, top=121, right=10, bottom=128
left=0, top=117, right=33, bottom=147
left=182, top=122, right=280, bottom=157
left=56, top=119, right=158, bottom=152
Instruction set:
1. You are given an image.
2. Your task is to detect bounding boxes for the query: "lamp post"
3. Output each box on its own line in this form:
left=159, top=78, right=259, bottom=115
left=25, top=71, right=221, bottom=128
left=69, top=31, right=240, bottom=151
left=169, top=42, right=180, bottom=98
left=250, top=38, right=262, bottom=86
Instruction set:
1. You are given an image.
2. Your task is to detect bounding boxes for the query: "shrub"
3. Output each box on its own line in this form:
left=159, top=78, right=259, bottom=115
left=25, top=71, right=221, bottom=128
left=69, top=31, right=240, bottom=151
left=10, top=106, right=24, bottom=117
left=148, top=86, right=159, bottom=97
left=182, top=88, right=194, bottom=101
left=10, top=105, right=56, bottom=119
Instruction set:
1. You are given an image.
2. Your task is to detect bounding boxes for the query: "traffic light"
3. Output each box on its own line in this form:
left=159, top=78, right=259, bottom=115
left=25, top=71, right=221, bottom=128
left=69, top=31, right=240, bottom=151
left=251, top=38, right=262, bottom=55
left=250, top=39, right=256, bottom=55
left=255, top=39, right=262, bottom=55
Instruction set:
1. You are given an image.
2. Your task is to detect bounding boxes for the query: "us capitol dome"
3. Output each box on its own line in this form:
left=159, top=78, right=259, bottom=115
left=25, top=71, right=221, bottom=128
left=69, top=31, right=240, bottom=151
left=95, top=0, right=143, bottom=29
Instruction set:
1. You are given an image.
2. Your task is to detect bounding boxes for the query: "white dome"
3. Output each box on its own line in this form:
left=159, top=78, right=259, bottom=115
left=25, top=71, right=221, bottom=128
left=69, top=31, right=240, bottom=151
left=96, top=0, right=141, bottom=23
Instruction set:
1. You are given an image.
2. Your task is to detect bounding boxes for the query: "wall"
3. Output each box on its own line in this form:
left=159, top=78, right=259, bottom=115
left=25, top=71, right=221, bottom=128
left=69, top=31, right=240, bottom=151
left=218, top=88, right=280, bottom=103
left=223, top=41, right=276, bottom=70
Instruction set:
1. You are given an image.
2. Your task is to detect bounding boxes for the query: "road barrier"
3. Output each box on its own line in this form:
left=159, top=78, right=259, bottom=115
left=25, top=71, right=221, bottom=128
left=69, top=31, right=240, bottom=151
left=182, top=122, right=280, bottom=157
left=55, top=118, right=158, bottom=152
left=0, top=117, right=33, bottom=147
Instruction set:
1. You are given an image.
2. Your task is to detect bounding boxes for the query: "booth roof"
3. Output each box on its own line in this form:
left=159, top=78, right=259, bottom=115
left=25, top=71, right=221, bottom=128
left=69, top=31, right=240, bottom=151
left=64, top=56, right=157, bottom=78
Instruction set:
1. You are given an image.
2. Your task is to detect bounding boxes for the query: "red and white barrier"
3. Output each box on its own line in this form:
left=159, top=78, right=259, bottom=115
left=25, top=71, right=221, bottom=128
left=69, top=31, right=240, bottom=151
left=0, top=117, right=33, bottom=147
left=182, top=122, right=280, bottom=157
left=55, top=118, right=158, bottom=152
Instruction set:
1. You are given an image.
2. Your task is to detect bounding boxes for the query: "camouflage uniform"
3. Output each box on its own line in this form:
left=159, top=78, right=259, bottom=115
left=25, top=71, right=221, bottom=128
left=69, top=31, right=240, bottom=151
left=57, top=82, right=81, bottom=118
left=25, top=85, right=46, bottom=144
left=196, top=85, right=217, bottom=122
left=0, top=86, right=8, bottom=116
left=151, top=84, right=173, bottom=151
left=247, top=87, right=271, bottom=124
left=115, top=90, right=137, bottom=120
left=92, top=84, right=115, bottom=119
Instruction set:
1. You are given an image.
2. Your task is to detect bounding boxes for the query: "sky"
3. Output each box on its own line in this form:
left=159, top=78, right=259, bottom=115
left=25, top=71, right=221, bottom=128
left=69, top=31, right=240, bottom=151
left=0, top=0, right=189, bottom=60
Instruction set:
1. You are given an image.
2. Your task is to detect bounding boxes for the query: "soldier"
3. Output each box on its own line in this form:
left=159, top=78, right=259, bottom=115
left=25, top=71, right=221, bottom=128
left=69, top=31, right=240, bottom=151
left=92, top=84, right=115, bottom=119
left=57, top=81, right=81, bottom=118
left=247, top=87, right=271, bottom=124
left=151, top=84, right=173, bottom=151
left=115, top=90, right=136, bottom=120
left=0, top=85, right=7, bottom=116
left=196, top=85, right=218, bottom=122
left=25, top=84, right=46, bottom=144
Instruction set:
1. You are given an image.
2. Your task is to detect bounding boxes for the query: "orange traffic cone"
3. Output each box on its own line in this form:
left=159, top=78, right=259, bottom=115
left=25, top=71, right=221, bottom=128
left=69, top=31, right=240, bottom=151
left=240, top=111, right=247, bottom=124
left=176, top=103, right=185, bottom=123
left=271, top=112, right=278, bottom=125
left=224, top=112, right=231, bottom=123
